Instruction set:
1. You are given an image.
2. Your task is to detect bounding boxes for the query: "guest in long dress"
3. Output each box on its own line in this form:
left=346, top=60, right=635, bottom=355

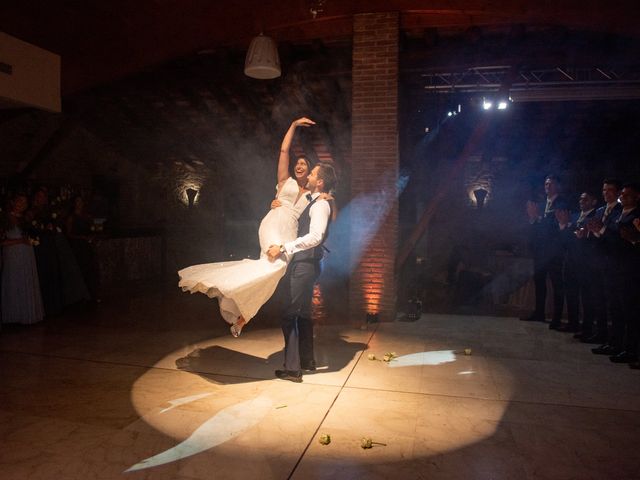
left=25, top=187, right=63, bottom=316
left=1, top=193, right=44, bottom=325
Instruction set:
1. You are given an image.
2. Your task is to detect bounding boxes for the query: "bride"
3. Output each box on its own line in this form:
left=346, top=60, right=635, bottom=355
left=178, top=117, right=317, bottom=337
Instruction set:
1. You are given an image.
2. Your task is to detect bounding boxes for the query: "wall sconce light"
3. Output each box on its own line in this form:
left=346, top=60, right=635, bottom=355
left=185, top=188, right=198, bottom=208
left=244, top=34, right=281, bottom=79
left=473, top=188, right=488, bottom=209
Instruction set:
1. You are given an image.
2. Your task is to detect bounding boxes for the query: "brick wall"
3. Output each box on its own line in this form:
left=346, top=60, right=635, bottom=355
left=350, top=12, right=399, bottom=322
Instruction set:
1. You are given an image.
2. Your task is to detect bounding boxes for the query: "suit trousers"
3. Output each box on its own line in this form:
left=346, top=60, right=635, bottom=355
left=613, top=272, right=640, bottom=354
left=281, top=260, right=320, bottom=372
left=533, top=255, right=564, bottom=322
left=564, top=259, right=580, bottom=328
left=578, top=266, right=604, bottom=336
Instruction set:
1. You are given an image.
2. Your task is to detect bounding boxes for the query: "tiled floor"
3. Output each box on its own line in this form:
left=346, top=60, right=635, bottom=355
left=1, top=290, right=640, bottom=479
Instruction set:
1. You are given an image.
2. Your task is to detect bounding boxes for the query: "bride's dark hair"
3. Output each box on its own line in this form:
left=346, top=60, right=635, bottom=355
left=294, top=155, right=312, bottom=171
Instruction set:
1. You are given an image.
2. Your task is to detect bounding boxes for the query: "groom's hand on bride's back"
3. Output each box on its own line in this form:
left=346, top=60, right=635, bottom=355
left=267, top=244, right=281, bottom=261
left=271, top=199, right=282, bottom=209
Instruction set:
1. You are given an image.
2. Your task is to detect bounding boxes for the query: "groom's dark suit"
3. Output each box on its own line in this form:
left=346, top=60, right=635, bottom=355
left=281, top=194, right=331, bottom=374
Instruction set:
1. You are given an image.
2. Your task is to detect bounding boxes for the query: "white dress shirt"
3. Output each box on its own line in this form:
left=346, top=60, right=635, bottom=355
left=596, top=201, right=620, bottom=236
left=284, top=192, right=331, bottom=255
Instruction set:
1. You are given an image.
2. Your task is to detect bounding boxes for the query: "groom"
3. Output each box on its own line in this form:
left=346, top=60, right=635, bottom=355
left=267, top=162, right=337, bottom=382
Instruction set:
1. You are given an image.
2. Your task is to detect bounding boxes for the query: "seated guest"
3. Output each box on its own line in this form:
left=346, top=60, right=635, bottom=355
left=1, top=193, right=44, bottom=325
left=587, top=179, right=623, bottom=347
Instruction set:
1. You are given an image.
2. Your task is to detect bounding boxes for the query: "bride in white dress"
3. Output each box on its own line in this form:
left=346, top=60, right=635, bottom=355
left=178, top=118, right=316, bottom=336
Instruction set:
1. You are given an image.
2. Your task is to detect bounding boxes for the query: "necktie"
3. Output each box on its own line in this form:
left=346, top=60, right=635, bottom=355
left=306, top=193, right=313, bottom=201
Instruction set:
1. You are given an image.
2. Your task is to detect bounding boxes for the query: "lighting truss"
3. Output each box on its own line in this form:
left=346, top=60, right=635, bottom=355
left=420, top=65, right=640, bottom=101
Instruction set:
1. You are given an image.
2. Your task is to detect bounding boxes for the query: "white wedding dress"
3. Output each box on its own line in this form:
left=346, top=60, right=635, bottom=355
left=178, top=177, right=309, bottom=324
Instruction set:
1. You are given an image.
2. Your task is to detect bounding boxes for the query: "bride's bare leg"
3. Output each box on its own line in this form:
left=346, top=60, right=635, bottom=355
left=230, top=316, right=246, bottom=337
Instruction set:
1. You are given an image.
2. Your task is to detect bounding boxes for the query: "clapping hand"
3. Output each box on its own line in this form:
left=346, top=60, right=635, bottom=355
left=633, top=218, right=640, bottom=232
left=526, top=201, right=539, bottom=221
left=319, top=192, right=334, bottom=202
left=586, top=218, right=603, bottom=233
left=619, top=225, right=636, bottom=243
left=555, top=209, right=570, bottom=227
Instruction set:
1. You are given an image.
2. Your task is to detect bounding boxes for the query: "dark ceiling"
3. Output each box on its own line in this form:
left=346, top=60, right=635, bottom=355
left=1, top=0, right=639, bottom=94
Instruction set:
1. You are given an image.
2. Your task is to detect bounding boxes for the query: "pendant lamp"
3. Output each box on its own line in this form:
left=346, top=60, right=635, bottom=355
left=244, top=34, right=281, bottom=79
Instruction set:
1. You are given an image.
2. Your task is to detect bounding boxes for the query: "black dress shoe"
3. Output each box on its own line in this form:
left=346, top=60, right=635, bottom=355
left=520, top=313, right=544, bottom=322
left=592, top=344, right=621, bottom=355
left=300, top=361, right=316, bottom=371
left=549, top=323, right=561, bottom=330
left=557, top=324, right=580, bottom=333
left=582, top=333, right=607, bottom=344
left=275, top=370, right=303, bottom=383
left=629, top=361, right=640, bottom=370
left=609, top=351, right=638, bottom=364
left=573, top=332, right=585, bottom=340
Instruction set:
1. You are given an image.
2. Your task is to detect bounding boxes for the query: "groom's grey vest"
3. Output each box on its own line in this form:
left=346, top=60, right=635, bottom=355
left=291, top=197, right=331, bottom=262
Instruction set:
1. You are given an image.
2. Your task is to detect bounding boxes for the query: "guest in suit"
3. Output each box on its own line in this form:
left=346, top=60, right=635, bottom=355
left=628, top=217, right=640, bottom=370
left=588, top=179, right=624, bottom=351
left=569, top=192, right=600, bottom=339
left=267, top=163, right=337, bottom=383
left=522, top=175, right=566, bottom=329
left=554, top=202, right=580, bottom=333
left=604, top=183, right=640, bottom=364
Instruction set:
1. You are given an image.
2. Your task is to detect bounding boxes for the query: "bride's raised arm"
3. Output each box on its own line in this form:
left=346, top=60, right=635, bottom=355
left=277, top=117, right=315, bottom=185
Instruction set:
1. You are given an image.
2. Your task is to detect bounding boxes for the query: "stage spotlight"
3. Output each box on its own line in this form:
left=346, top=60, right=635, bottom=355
left=447, top=111, right=453, bottom=117
left=482, top=99, right=493, bottom=110
left=497, top=100, right=508, bottom=110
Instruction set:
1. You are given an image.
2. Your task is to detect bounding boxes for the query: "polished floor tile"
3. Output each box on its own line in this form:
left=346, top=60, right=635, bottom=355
left=1, top=292, right=640, bottom=479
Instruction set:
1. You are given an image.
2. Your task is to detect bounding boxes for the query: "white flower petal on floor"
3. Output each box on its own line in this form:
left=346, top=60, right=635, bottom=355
left=125, top=395, right=272, bottom=472
left=159, top=392, right=214, bottom=413
left=388, top=350, right=456, bottom=368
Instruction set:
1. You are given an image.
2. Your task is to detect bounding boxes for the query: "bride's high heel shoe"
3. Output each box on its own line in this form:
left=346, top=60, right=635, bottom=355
left=230, top=316, right=246, bottom=338
left=230, top=323, right=242, bottom=337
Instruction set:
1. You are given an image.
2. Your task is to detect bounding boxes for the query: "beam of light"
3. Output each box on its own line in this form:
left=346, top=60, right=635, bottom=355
left=457, top=370, right=475, bottom=375
left=323, top=171, right=409, bottom=282
left=388, top=350, right=457, bottom=368
left=125, top=395, right=272, bottom=472
left=159, top=392, right=214, bottom=414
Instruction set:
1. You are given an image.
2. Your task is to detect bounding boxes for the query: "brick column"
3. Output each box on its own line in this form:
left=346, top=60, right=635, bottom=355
left=349, top=12, right=399, bottom=323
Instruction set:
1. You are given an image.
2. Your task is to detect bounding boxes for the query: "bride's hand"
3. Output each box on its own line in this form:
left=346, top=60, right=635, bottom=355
left=319, top=192, right=334, bottom=202
left=271, top=199, right=282, bottom=209
left=293, top=117, right=315, bottom=128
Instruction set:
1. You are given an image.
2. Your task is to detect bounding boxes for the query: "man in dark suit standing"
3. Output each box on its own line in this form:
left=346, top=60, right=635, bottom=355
left=603, top=183, right=640, bottom=363
left=267, top=163, right=337, bottom=382
left=522, top=175, right=566, bottom=329
left=566, top=192, right=600, bottom=338
left=587, top=179, right=623, bottom=349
